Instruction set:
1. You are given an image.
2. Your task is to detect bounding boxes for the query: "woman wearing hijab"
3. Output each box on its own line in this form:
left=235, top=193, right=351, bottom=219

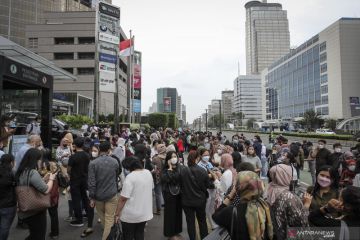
left=213, top=171, right=273, bottom=240
left=269, top=164, right=312, bottom=240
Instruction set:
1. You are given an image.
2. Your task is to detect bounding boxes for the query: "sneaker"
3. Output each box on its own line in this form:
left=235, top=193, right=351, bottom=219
left=70, top=220, right=84, bottom=227
left=64, top=216, right=73, bottom=222
left=49, top=233, right=59, bottom=239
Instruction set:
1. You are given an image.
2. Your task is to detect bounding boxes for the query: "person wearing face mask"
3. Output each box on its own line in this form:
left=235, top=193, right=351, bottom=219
left=161, top=151, right=183, bottom=240
left=88, top=141, right=119, bottom=239
left=56, top=138, right=72, bottom=166
left=310, top=139, right=331, bottom=173
left=14, top=135, right=42, bottom=171
left=307, top=166, right=339, bottom=217
left=309, top=186, right=360, bottom=239
left=179, top=150, right=209, bottom=240
left=339, top=153, right=357, bottom=188
left=90, top=145, right=99, bottom=159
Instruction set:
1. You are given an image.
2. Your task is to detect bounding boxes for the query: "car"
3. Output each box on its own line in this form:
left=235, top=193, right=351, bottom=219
left=316, top=129, right=336, bottom=135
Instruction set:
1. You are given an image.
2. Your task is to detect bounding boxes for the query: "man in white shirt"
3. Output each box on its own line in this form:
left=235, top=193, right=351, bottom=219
left=26, top=117, right=41, bottom=135
left=114, top=156, right=153, bottom=240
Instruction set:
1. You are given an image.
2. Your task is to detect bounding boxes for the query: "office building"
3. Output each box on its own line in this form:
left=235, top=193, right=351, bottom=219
left=26, top=11, right=128, bottom=117
left=148, top=102, right=157, bottom=113
left=210, top=99, right=221, bottom=117
left=182, top=104, right=187, bottom=124
left=221, top=90, right=234, bottom=123
left=0, top=0, right=98, bottom=47
left=176, top=95, right=182, bottom=120
left=233, top=75, right=262, bottom=120
left=245, top=0, right=290, bottom=74
left=264, top=18, right=360, bottom=120
left=157, top=88, right=178, bottom=113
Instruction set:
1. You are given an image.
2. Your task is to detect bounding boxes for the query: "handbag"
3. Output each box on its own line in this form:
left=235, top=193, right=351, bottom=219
left=57, top=170, right=69, bottom=188
left=204, top=206, right=238, bottom=240
left=107, top=222, right=124, bottom=240
left=15, top=170, right=51, bottom=212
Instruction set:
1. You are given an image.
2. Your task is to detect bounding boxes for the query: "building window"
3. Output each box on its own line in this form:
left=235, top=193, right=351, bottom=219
left=320, top=42, right=326, bottom=52
left=321, top=107, right=329, bottom=115
left=321, top=85, right=328, bottom=94
left=54, top=52, right=74, bottom=60
left=321, top=74, right=328, bottom=84
left=320, top=52, right=327, bottom=63
left=62, top=68, right=74, bottom=74
left=78, top=52, right=95, bottom=60
left=320, top=63, right=327, bottom=73
left=78, top=37, right=95, bottom=44
left=54, top=37, right=74, bottom=45
left=321, top=95, right=328, bottom=104
left=77, top=68, right=94, bottom=75
left=28, top=38, right=38, bottom=48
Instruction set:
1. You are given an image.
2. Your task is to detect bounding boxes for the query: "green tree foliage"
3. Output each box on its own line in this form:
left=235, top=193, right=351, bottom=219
left=168, top=113, right=179, bottom=129
left=208, top=114, right=224, bottom=128
left=148, top=113, right=169, bottom=129
left=57, top=114, right=93, bottom=129
left=232, top=112, right=245, bottom=126
left=325, top=118, right=337, bottom=130
left=246, top=118, right=256, bottom=130
left=298, top=110, right=324, bottom=130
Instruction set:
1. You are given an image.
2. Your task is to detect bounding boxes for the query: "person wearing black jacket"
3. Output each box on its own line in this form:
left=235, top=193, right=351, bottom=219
left=311, top=139, right=332, bottom=173
left=0, top=154, right=16, bottom=240
left=309, top=186, right=360, bottom=239
left=179, top=150, right=209, bottom=240
left=161, top=151, right=183, bottom=240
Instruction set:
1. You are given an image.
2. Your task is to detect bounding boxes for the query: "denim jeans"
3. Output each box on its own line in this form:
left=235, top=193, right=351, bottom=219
left=0, top=206, right=16, bottom=240
left=153, top=183, right=163, bottom=211
left=261, top=156, right=268, bottom=178
left=308, top=160, right=316, bottom=186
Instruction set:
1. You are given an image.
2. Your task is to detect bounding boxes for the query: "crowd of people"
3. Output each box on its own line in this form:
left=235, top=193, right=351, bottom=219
left=1, top=117, right=360, bottom=240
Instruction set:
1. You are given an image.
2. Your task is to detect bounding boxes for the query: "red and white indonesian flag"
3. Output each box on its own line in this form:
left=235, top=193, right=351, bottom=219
left=119, top=38, right=134, bottom=57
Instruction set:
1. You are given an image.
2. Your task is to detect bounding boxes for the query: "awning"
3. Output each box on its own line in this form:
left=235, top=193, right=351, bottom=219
left=0, top=36, right=76, bottom=80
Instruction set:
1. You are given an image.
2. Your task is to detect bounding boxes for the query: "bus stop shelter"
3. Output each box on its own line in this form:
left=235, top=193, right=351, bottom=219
left=0, top=36, right=76, bottom=148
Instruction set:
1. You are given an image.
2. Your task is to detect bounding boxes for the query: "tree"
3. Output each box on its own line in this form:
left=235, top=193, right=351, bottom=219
left=148, top=113, right=169, bottom=129
left=208, top=114, right=224, bottom=128
left=246, top=118, right=256, bottom=130
left=232, top=112, right=245, bottom=127
left=299, top=110, right=323, bottom=130
left=325, top=118, right=337, bottom=130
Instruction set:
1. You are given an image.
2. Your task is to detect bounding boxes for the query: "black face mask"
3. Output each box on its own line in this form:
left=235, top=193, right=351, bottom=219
left=63, top=144, right=68, bottom=148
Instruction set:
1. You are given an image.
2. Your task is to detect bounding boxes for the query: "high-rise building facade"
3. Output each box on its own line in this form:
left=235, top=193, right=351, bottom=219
left=233, top=75, right=262, bottom=120
left=181, top=104, right=186, bottom=123
left=176, top=95, right=182, bottom=120
left=245, top=0, right=290, bottom=74
left=157, top=88, right=178, bottom=113
left=221, top=90, right=234, bottom=123
left=210, top=100, right=221, bottom=117
left=264, top=18, right=360, bottom=120
left=26, top=11, right=129, bottom=117
left=0, top=0, right=94, bottom=47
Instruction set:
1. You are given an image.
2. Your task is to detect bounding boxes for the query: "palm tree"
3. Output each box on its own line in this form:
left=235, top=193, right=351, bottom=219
left=300, top=110, right=323, bottom=131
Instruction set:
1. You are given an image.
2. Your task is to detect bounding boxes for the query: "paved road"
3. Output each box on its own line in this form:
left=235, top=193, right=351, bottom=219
left=9, top=195, right=189, bottom=240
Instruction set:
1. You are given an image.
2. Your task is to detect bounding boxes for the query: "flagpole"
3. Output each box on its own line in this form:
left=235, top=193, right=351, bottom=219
left=132, top=35, right=135, bottom=123
left=129, top=30, right=133, bottom=124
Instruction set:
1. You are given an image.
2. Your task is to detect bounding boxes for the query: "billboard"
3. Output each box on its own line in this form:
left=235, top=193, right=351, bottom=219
left=133, top=99, right=141, bottom=113
left=96, top=2, right=120, bottom=94
left=132, top=51, right=142, bottom=112
left=164, top=97, right=171, bottom=112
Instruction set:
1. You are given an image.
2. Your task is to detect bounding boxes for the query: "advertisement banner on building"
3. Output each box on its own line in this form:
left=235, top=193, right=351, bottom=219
left=134, top=89, right=141, bottom=100
left=99, top=71, right=116, bottom=93
left=133, top=64, right=141, bottom=89
left=96, top=1, right=120, bottom=95
left=99, top=53, right=117, bottom=64
left=99, top=62, right=116, bottom=72
left=133, top=99, right=141, bottom=113
left=164, top=97, right=171, bottom=112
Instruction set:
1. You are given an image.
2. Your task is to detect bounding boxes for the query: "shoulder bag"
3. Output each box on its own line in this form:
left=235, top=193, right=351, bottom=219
left=16, top=170, right=51, bottom=212
left=204, top=205, right=237, bottom=240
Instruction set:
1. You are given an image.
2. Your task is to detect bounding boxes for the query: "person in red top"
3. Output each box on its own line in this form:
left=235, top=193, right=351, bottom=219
left=177, top=135, right=185, bottom=160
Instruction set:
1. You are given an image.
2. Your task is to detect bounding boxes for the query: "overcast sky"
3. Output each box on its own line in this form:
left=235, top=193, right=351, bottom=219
left=113, top=0, right=360, bottom=123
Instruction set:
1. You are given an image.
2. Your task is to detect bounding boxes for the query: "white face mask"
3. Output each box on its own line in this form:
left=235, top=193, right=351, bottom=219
left=217, top=149, right=222, bottom=155
left=334, top=148, right=342, bottom=153
left=202, top=156, right=210, bottom=162
left=91, top=152, right=98, bottom=158
left=204, top=139, right=209, bottom=143
left=348, top=165, right=356, bottom=172
left=170, top=158, right=178, bottom=165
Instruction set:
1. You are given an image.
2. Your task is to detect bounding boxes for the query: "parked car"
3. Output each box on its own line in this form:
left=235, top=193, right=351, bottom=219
left=316, top=129, right=336, bottom=135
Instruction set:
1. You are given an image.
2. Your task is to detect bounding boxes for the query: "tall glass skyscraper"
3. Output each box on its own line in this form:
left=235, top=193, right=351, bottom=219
left=245, top=0, right=290, bottom=74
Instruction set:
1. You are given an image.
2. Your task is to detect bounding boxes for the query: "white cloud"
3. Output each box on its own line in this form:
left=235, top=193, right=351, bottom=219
left=113, top=0, right=360, bottom=122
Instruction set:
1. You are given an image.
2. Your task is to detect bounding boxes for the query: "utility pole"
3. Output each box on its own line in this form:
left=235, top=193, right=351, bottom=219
left=205, top=109, right=208, bottom=133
